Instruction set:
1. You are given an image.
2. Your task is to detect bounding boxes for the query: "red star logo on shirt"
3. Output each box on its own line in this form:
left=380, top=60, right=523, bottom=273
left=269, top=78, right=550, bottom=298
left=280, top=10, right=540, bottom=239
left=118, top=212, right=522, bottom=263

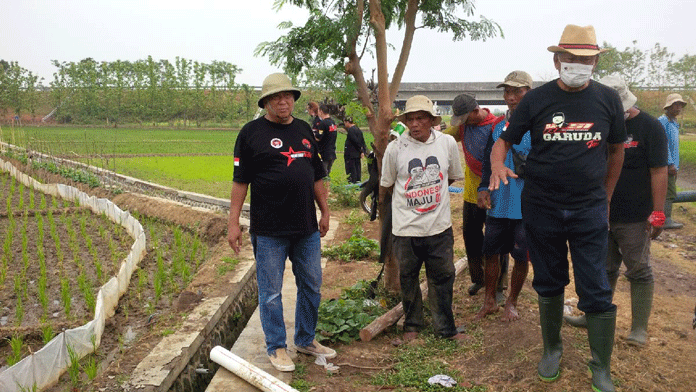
left=280, top=147, right=312, bottom=166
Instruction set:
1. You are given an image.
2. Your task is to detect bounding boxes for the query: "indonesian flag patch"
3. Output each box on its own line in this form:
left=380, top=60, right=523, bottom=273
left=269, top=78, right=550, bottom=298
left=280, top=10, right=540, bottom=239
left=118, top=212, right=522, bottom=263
left=234, top=157, right=240, bottom=166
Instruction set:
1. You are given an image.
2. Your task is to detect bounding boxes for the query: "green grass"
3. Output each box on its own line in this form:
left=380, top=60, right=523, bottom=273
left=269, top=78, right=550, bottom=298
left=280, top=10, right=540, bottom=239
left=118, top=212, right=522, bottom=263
left=681, top=139, right=696, bottom=166
left=1, top=127, right=237, bottom=156
left=116, top=155, right=235, bottom=198
left=1, top=125, right=376, bottom=197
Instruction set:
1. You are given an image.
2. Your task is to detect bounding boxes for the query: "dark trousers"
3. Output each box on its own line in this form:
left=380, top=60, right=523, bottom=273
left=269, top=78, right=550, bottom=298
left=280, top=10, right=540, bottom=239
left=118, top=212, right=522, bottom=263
left=523, top=201, right=616, bottom=314
left=322, top=158, right=335, bottom=177
left=394, top=227, right=457, bottom=338
left=463, top=201, right=486, bottom=285
left=345, top=157, right=361, bottom=183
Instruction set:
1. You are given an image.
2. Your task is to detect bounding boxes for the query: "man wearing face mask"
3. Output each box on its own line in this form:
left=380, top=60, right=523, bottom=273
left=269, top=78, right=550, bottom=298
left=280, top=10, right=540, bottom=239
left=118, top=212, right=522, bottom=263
left=488, top=25, right=626, bottom=392
left=563, top=75, right=667, bottom=350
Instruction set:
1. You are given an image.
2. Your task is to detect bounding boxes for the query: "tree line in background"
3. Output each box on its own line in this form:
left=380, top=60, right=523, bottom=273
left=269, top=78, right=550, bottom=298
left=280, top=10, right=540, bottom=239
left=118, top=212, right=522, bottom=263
left=0, top=41, right=695, bottom=126
left=594, top=41, right=696, bottom=89
left=0, top=57, right=259, bottom=127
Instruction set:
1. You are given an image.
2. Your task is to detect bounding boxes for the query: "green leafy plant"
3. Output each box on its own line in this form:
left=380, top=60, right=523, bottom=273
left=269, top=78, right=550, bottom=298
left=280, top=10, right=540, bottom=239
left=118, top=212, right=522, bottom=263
left=6, top=334, right=24, bottom=366
left=328, top=179, right=359, bottom=208
left=371, top=336, right=478, bottom=392
left=41, top=324, right=55, bottom=345
left=66, top=344, right=81, bottom=387
left=322, top=228, right=379, bottom=262
left=316, top=281, right=385, bottom=344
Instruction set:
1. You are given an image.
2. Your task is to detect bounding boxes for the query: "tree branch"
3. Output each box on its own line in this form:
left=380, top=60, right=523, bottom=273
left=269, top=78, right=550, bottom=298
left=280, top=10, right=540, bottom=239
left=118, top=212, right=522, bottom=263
left=388, top=0, right=418, bottom=102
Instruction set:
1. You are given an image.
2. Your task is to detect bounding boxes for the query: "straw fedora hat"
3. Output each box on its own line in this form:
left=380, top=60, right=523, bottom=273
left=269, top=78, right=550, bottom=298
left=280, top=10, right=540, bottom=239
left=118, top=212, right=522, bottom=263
left=547, top=24, right=609, bottom=56
left=663, top=93, right=687, bottom=109
left=257, top=73, right=301, bottom=108
left=397, top=95, right=441, bottom=125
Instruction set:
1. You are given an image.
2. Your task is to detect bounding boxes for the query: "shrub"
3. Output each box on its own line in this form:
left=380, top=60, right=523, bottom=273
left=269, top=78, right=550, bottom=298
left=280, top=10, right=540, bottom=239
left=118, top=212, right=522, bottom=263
left=328, top=179, right=359, bottom=208
left=316, top=281, right=385, bottom=344
left=322, top=228, right=379, bottom=262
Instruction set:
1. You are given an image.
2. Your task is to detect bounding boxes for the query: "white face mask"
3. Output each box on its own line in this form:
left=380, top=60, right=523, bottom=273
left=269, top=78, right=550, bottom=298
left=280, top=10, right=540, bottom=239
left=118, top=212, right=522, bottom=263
left=559, top=62, right=594, bottom=88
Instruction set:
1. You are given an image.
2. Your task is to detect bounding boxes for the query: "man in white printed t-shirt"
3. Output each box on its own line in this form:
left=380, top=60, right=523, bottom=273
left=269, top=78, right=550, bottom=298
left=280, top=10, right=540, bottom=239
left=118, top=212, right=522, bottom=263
left=380, top=95, right=466, bottom=343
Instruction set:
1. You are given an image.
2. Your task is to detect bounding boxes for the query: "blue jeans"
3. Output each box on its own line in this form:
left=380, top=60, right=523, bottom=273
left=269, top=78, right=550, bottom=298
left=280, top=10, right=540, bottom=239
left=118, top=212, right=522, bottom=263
left=251, top=232, right=322, bottom=354
left=523, top=202, right=616, bottom=314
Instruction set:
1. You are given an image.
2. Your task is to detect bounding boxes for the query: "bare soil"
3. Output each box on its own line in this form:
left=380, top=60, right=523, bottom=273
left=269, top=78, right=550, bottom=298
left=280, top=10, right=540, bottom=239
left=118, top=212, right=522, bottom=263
left=0, top=159, right=236, bottom=391
left=2, top=156, right=695, bottom=392
left=305, top=191, right=696, bottom=392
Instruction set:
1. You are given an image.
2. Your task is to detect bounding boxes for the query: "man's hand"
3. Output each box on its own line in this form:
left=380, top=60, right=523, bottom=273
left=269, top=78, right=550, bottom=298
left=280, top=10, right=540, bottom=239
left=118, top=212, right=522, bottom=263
left=477, top=190, right=492, bottom=210
left=227, top=222, right=243, bottom=254
left=489, top=163, right=517, bottom=191
left=668, top=165, right=678, bottom=176
left=648, top=210, right=665, bottom=239
left=318, top=213, right=330, bottom=237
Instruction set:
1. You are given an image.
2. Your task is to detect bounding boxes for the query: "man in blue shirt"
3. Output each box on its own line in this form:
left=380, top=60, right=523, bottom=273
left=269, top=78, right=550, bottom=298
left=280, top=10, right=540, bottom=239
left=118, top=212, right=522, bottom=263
left=475, top=70, right=533, bottom=322
left=658, top=93, right=687, bottom=229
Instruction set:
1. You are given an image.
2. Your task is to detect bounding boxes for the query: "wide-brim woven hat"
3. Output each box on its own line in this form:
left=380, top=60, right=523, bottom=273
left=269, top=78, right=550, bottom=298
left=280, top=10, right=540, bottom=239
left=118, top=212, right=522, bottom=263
left=257, top=73, right=301, bottom=108
left=547, top=24, right=609, bottom=56
left=397, top=95, right=441, bottom=125
left=664, top=93, right=688, bottom=109
left=598, top=74, right=637, bottom=112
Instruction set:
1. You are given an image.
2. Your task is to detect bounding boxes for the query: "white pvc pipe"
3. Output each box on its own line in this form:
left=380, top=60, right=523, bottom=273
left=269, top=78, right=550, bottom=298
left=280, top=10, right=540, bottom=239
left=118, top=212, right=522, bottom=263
left=209, top=346, right=299, bottom=392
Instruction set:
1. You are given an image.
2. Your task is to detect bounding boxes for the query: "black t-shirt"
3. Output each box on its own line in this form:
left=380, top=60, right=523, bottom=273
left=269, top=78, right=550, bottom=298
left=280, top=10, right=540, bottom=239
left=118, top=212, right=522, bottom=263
left=344, top=125, right=367, bottom=159
left=233, top=116, right=326, bottom=236
left=310, top=115, right=322, bottom=131
left=610, top=110, right=667, bottom=223
left=501, top=80, right=627, bottom=209
left=315, top=117, right=338, bottom=161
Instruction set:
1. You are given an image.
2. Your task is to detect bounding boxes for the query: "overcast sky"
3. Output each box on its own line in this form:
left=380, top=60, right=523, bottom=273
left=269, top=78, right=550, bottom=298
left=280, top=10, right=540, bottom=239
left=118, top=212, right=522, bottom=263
left=1, top=0, right=694, bottom=87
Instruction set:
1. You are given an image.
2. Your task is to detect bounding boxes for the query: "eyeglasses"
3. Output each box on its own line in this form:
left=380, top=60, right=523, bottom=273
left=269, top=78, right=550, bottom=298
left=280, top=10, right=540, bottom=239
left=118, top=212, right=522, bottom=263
left=557, top=53, right=597, bottom=65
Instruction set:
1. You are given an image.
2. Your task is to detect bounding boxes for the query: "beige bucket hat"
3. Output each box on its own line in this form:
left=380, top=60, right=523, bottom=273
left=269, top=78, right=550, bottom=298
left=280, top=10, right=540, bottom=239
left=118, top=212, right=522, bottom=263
left=598, top=74, right=637, bottom=112
left=497, top=70, right=533, bottom=89
left=257, top=73, right=301, bottom=108
left=663, top=93, right=687, bottom=109
left=547, top=24, right=609, bottom=56
left=397, top=95, right=441, bottom=125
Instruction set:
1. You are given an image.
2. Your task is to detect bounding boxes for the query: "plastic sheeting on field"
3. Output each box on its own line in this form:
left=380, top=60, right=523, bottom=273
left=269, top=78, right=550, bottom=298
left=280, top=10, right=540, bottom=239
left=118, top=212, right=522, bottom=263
left=0, top=158, right=146, bottom=392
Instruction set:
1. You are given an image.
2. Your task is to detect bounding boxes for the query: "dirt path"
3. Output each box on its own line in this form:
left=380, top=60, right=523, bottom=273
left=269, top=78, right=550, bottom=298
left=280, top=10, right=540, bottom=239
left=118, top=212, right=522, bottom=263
left=310, top=195, right=696, bottom=392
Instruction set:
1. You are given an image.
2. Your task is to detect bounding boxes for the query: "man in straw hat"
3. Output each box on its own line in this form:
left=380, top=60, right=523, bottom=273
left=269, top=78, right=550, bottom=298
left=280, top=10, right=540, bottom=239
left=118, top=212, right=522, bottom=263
left=227, top=73, right=334, bottom=372
left=564, top=74, right=667, bottom=350
left=379, top=95, right=467, bottom=343
left=488, top=25, right=626, bottom=392
left=658, top=93, right=688, bottom=229
left=475, top=70, right=534, bottom=322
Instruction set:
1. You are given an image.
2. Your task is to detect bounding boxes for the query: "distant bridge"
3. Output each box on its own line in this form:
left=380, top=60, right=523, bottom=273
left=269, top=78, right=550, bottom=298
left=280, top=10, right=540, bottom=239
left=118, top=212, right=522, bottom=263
left=393, top=81, right=546, bottom=113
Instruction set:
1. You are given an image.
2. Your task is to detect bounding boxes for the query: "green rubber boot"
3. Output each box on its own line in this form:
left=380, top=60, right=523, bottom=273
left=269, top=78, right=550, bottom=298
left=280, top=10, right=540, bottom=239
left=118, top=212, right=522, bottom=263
left=664, top=201, right=684, bottom=229
left=586, top=310, right=617, bottom=392
left=538, top=294, right=564, bottom=382
left=626, top=281, right=654, bottom=346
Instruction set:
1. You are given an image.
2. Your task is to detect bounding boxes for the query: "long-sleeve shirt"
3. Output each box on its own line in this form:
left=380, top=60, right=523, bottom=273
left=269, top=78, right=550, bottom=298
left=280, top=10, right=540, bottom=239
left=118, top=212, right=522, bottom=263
left=658, top=114, right=680, bottom=169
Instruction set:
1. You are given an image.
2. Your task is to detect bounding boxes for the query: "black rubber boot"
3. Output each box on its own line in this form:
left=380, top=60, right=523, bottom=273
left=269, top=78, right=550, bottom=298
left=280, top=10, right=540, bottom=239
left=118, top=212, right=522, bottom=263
left=626, top=281, right=653, bottom=346
left=538, top=294, right=564, bottom=382
left=586, top=310, right=617, bottom=392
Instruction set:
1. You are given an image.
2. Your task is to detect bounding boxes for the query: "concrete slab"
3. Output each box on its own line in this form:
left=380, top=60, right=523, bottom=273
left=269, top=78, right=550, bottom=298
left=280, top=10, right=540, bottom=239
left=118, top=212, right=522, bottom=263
left=206, top=217, right=338, bottom=391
